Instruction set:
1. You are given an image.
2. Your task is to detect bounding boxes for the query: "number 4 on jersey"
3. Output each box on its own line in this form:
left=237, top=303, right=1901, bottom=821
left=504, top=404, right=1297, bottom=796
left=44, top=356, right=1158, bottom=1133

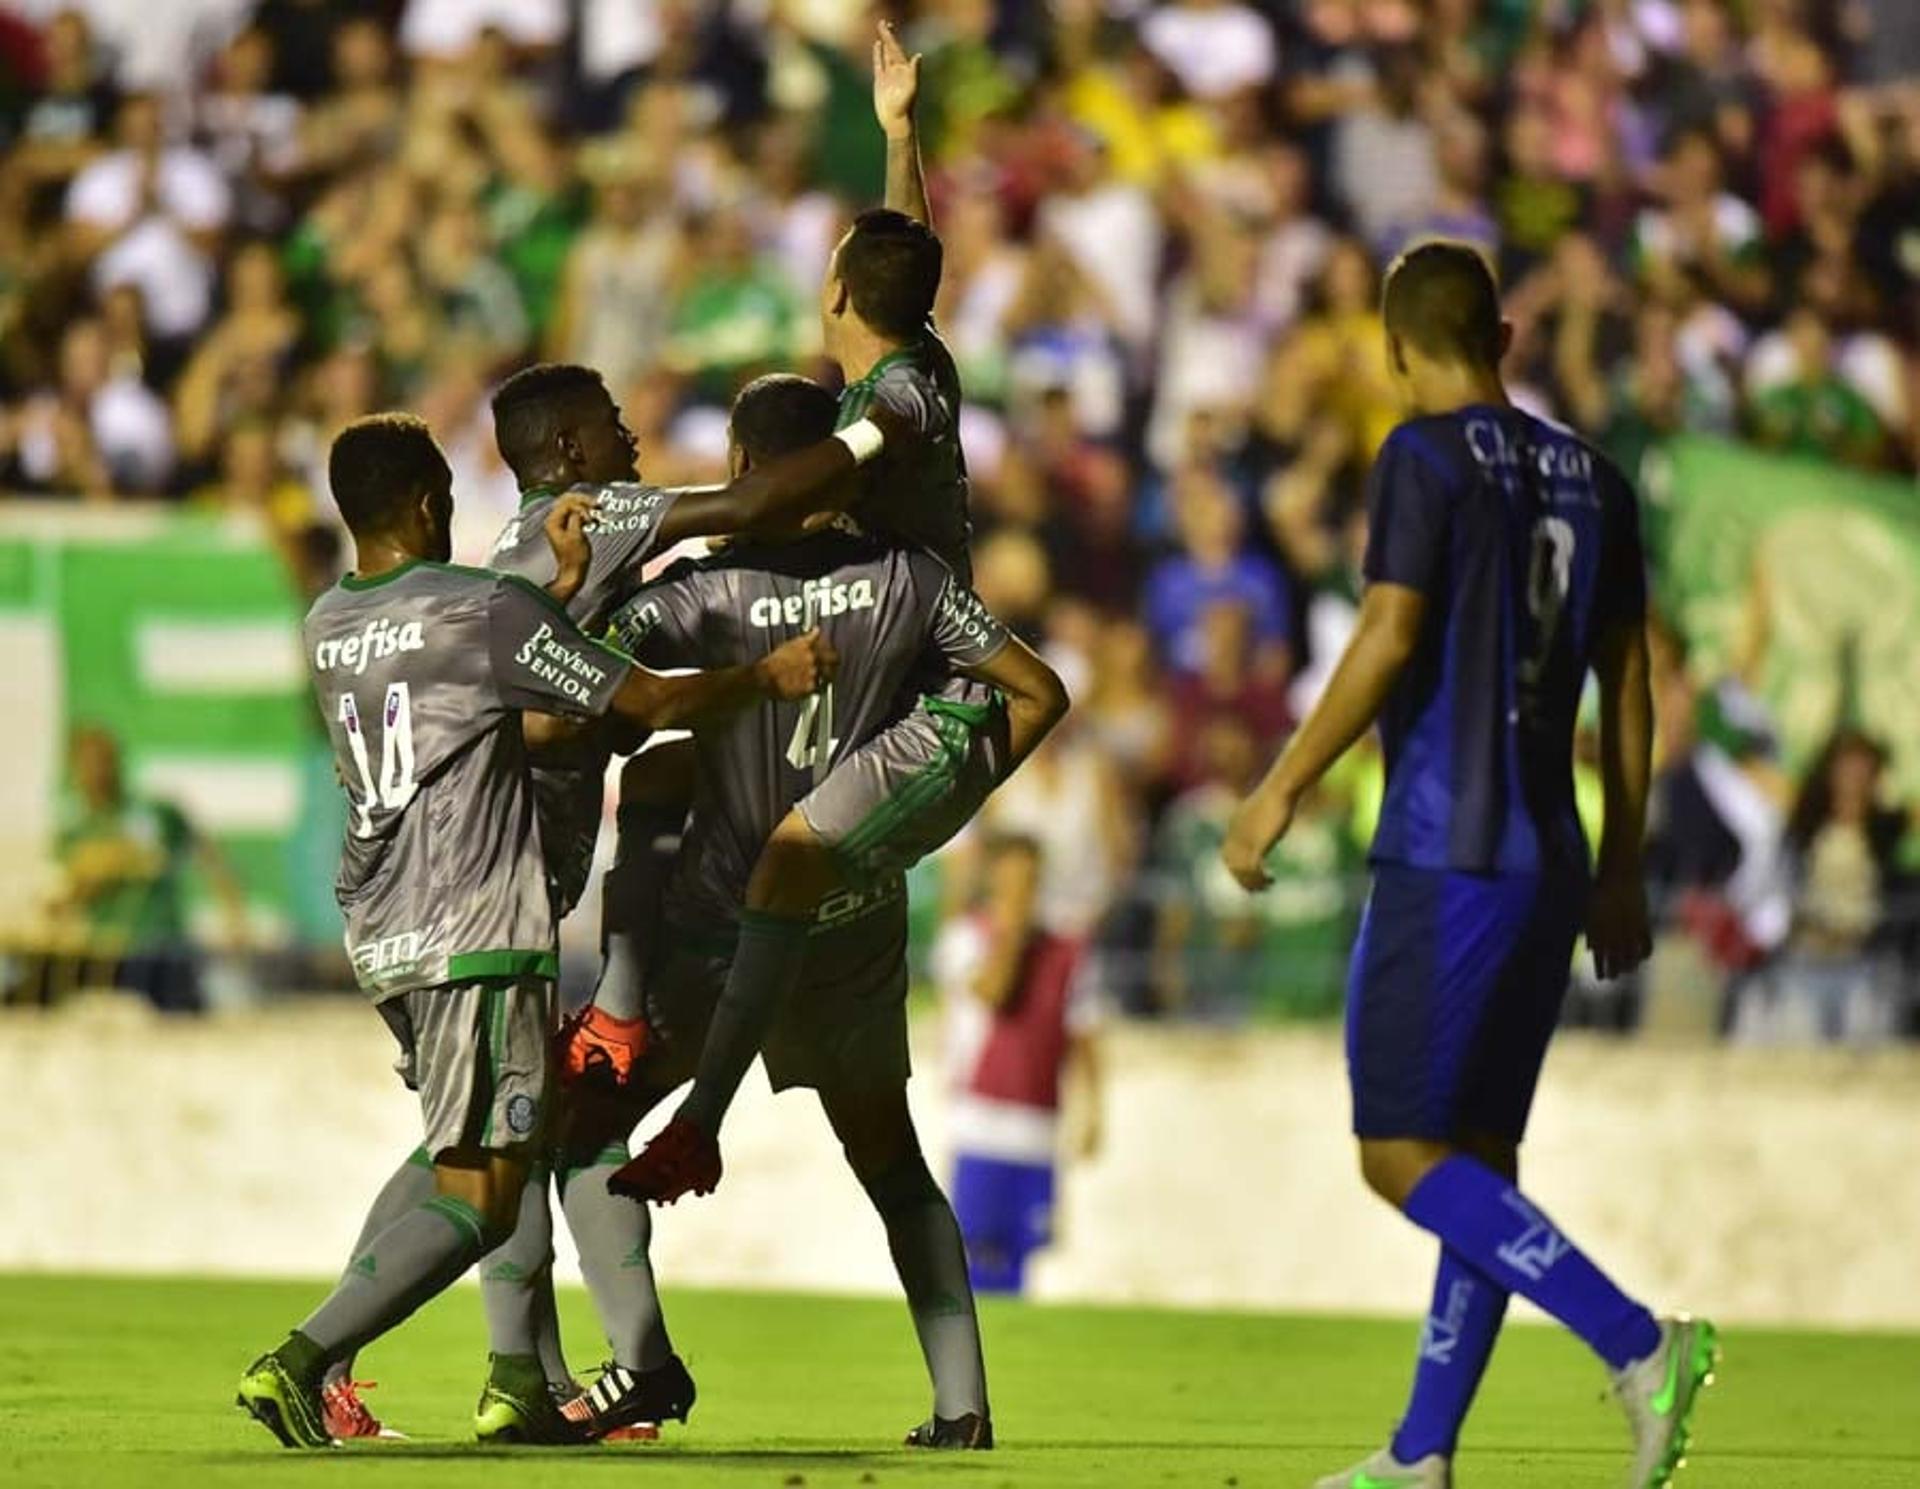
left=340, top=682, right=417, bottom=836
left=785, top=684, right=838, bottom=773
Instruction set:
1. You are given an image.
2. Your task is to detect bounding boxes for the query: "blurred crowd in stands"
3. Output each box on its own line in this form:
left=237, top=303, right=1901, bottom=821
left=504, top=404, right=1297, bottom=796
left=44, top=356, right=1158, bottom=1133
left=2, top=0, right=1917, bottom=1039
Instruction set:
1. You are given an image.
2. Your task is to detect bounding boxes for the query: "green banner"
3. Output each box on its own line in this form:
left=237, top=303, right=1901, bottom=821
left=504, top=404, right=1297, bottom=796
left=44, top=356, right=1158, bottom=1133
left=1651, top=437, right=1920, bottom=796
left=0, top=509, right=342, bottom=945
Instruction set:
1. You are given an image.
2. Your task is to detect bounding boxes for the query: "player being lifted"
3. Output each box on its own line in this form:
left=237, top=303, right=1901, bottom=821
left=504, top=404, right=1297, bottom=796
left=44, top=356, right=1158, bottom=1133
left=234, top=414, right=835, bottom=1449
left=1220, top=242, right=1716, bottom=1489
left=602, top=19, right=996, bottom=1203
left=556, top=374, right=1068, bottom=1449
left=307, top=363, right=915, bottom=1444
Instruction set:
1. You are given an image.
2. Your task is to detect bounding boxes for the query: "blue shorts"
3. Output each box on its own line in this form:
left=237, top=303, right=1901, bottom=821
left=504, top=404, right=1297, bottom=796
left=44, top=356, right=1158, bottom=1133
left=951, top=1153, right=1055, bottom=1294
left=1346, top=861, right=1586, bottom=1142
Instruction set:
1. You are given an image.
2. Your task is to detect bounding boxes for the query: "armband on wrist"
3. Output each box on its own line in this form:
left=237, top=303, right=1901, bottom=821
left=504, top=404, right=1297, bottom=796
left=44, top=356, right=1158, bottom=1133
left=833, top=418, right=886, bottom=465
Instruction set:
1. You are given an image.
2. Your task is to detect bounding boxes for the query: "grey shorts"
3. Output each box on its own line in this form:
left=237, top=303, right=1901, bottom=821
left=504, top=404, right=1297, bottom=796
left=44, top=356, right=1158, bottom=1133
left=798, top=694, right=1005, bottom=890
left=379, top=977, right=556, bottom=1158
left=646, top=893, right=911, bottom=1096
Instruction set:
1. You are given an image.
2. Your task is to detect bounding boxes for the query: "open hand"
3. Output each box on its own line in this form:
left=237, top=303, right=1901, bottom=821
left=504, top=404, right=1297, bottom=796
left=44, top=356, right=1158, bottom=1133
left=872, top=21, right=920, bottom=138
left=758, top=627, right=840, bottom=700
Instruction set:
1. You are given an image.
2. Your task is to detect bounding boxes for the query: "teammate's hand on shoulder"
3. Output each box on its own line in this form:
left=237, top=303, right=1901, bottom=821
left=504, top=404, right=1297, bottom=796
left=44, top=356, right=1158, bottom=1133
left=757, top=627, right=839, bottom=700
left=872, top=21, right=920, bottom=139
left=1586, top=865, right=1652, bottom=981
left=1221, top=788, right=1294, bottom=893
left=864, top=402, right=921, bottom=454
left=543, top=492, right=599, bottom=605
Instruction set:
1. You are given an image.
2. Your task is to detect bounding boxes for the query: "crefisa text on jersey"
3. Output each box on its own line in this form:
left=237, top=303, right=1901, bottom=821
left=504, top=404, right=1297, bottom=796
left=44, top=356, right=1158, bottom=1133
left=749, top=575, right=878, bottom=630
left=515, top=621, right=611, bottom=705
left=313, top=617, right=427, bottom=676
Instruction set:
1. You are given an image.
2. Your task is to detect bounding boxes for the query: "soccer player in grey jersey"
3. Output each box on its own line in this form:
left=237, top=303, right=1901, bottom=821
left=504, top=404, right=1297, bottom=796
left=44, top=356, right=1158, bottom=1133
left=486, top=359, right=916, bottom=919
left=234, top=414, right=835, bottom=1450
left=601, top=25, right=1017, bottom=1207
left=312, top=361, right=914, bottom=1442
left=556, top=376, right=1065, bottom=1450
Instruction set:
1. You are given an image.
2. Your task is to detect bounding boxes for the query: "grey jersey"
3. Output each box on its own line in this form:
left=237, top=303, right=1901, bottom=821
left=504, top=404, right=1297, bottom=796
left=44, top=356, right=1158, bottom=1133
left=486, top=481, right=682, bottom=914
left=610, top=532, right=1008, bottom=937
left=304, top=560, right=632, bottom=1001
left=836, top=328, right=972, bottom=582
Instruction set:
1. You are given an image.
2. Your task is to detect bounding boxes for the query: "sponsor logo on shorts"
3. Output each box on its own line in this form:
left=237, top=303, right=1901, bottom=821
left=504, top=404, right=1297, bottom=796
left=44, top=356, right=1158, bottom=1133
left=515, top=621, right=611, bottom=705
left=814, top=877, right=906, bottom=930
left=352, top=929, right=426, bottom=981
left=506, top=1093, right=538, bottom=1136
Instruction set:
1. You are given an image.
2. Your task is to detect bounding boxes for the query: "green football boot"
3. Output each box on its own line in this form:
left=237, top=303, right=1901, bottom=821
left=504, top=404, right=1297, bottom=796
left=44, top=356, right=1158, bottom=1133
left=1613, top=1315, right=1721, bottom=1488
left=235, top=1348, right=333, bottom=1449
left=473, top=1353, right=583, bottom=1445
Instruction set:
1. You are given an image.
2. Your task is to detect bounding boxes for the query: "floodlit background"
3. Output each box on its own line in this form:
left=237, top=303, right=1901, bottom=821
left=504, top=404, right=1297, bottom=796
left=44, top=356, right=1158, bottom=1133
left=2, top=0, right=1919, bottom=1324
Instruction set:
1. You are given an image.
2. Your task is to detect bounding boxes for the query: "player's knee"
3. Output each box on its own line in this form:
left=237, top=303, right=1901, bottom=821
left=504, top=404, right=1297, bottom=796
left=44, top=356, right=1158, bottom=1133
left=1358, top=1138, right=1451, bottom=1210
left=1457, top=1129, right=1519, bottom=1182
left=856, top=1140, right=944, bottom=1219
left=434, top=1153, right=529, bottom=1247
left=746, top=812, right=833, bottom=915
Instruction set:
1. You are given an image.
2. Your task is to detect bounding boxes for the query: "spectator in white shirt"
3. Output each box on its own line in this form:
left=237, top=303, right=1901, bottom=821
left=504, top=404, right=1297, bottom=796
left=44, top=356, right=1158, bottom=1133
left=16, top=316, right=175, bottom=495
left=1140, top=0, right=1277, bottom=101
left=65, top=93, right=231, bottom=344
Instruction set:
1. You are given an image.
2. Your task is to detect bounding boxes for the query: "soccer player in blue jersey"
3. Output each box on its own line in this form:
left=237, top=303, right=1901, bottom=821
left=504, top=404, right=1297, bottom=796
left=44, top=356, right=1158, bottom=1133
left=1222, top=241, right=1717, bottom=1489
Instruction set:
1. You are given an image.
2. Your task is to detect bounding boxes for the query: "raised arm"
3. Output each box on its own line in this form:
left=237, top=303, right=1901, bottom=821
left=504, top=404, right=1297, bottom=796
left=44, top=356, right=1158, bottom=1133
left=1222, top=582, right=1426, bottom=889
left=874, top=21, right=931, bottom=227
left=1586, top=618, right=1654, bottom=980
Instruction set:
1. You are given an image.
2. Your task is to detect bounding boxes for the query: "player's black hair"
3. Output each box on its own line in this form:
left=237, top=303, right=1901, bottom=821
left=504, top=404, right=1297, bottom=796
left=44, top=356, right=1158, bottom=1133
left=1381, top=239, right=1504, bottom=369
left=327, top=413, right=449, bottom=535
left=490, top=362, right=610, bottom=474
left=835, top=208, right=942, bottom=340
left=730, top=373, right=839, bottom=464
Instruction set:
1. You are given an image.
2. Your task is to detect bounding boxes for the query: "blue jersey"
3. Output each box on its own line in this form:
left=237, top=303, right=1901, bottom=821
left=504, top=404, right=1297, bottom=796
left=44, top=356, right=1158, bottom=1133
left=1362, top=404, right=1646, bottom=875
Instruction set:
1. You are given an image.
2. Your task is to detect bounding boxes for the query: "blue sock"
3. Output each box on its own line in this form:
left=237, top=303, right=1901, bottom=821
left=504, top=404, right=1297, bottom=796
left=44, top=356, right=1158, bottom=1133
left=1390, top=1246, right=1508, bottom=1461
left=1403, top=1156, right=1661, bottom=1372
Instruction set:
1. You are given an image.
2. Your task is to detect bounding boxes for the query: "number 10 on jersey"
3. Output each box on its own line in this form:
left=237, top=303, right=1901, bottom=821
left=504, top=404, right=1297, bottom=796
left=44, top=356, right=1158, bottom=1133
left=339, top=683, right=417, bottom=836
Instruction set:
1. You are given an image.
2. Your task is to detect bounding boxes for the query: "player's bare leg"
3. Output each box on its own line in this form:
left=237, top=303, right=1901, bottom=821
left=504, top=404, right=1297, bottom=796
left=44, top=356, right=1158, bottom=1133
left=612, top=808, right=841, bottom=1203
left=1352, top=1136, right=1716, bottom=1489
left=818, top=1080, right=991, bottom=1449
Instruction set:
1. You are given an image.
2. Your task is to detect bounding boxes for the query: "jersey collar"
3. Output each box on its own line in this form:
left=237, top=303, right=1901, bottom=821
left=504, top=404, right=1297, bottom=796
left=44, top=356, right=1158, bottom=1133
left=339, top=558, right=424, bottom=591
left=850, top=341, right=920, bottom=386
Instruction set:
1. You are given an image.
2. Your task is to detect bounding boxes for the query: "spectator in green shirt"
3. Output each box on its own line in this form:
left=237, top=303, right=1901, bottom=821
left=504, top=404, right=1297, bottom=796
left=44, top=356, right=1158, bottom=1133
left=662, top=209, right=805, bottom=401
left=1151, top=715, right=1361, bottom=1022
left=55, top=725, right=245, bottom=1012
left=1748, top=309, right=1887, bottom=469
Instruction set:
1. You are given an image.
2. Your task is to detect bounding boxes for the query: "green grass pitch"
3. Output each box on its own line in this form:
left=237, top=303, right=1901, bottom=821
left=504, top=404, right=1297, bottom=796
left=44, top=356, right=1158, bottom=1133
left=2, top=1275, right=1915, bottom=1487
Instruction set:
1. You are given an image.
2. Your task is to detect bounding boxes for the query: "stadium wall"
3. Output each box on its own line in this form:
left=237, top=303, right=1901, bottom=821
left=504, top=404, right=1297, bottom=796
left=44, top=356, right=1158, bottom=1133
left=8, top=999, right=1916, bottom=1330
